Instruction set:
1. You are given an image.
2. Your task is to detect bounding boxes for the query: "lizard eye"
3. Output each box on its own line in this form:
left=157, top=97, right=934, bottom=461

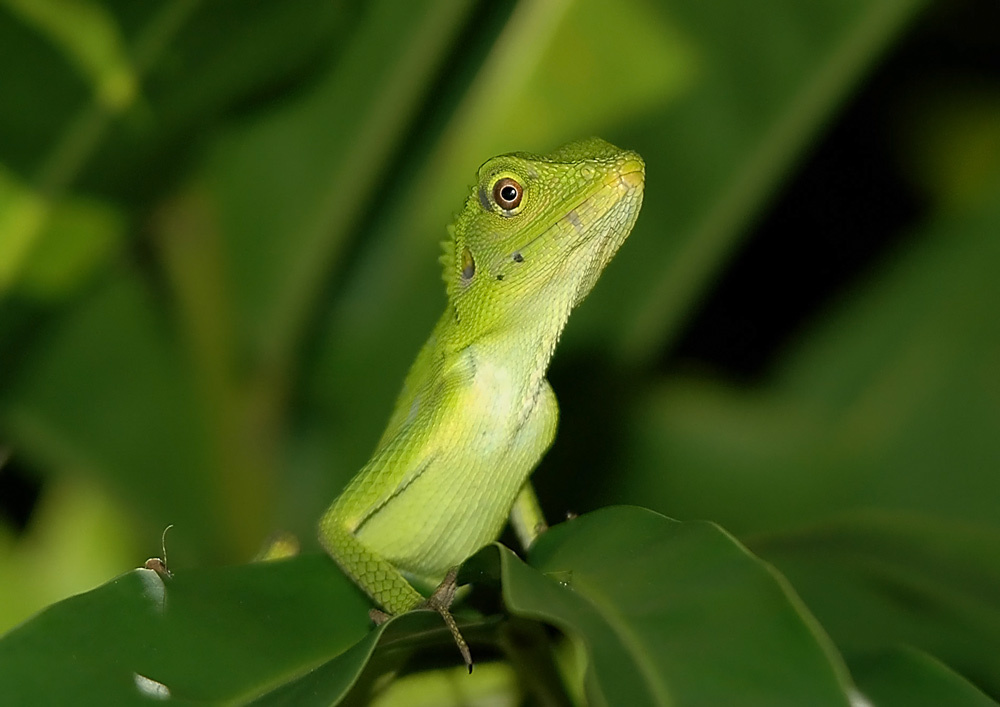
left=492, top=178, right=523, bottom=211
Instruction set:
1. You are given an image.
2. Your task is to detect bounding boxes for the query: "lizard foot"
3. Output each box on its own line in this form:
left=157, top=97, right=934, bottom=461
left=419, top=566, right=473, bottom=672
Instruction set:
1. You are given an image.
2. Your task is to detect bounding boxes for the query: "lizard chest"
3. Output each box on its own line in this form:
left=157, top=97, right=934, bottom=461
left=355, top=349, right=551, bottom=577
left=463, top=355, right=537, bottom=441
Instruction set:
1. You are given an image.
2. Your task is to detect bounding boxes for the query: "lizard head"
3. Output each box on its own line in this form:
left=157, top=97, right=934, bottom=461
left=442, top=137, right=645, bottom=332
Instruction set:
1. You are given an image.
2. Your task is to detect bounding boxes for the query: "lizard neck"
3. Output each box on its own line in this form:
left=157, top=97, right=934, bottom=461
left=444, top=276, right=577, bottom=386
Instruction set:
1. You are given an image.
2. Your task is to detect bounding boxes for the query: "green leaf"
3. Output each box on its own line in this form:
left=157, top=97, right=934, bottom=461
left=248, top=611, right=475, bottom=707
left=752, top=511, right=1000, bottom=697
left=1, top=507, right=864, bottom=705
left=851, top=646, right=997, bottom=707
left=506, top=506, right=854, bottom=706
left=0, top=555, right=371, bottom=705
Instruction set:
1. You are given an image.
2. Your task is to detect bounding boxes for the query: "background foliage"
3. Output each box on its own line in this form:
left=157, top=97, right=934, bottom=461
left=0, top=0, right=998, bottom=704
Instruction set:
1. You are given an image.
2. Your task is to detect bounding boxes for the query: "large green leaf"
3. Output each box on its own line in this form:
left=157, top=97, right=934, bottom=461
left=752, top=511, right=1000, bottom=698
left=851, top=646, right=998, bottom=707
left=0, top=555, right=370, bottom=705
left=0, top=507, right=858, bottom=705
left=506, top=506, right=853, bottom=706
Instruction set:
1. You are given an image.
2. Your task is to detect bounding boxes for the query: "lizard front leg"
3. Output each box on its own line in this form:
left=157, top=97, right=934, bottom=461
left=319, top=506, right=472, bottom=669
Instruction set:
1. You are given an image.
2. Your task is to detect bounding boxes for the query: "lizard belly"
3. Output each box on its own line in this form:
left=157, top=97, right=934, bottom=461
left=356, top=358, right=552, bottom=580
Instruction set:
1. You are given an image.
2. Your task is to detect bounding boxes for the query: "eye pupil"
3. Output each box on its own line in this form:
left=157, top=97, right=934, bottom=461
left=492, top=177, right=523, bottom=211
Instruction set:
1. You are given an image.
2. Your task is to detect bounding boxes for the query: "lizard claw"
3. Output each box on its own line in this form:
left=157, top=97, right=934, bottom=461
left=418, top=566, right=473, bottom=672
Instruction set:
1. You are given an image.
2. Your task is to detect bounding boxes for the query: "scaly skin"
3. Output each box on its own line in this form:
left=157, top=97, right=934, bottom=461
left=318, top=137, right=644, bottom=663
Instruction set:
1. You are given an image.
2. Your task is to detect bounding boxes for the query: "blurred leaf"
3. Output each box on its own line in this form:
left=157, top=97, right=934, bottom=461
left=131, top=0, right=355, bottom=134
left=0, top=7, right=89, bottom=174
left=366, top=662, right=519, bottom=707
left=62, top=0, right=357, bottom=201
left=199, top=0, right=476, bottom=372
left=0, top=476, right=136, bottom=635
left=0, top=1, right=190, bottom=299
left=751, top=511, right=1000, bottom=697
left=16, top=190, right=125, bottom=299
left=0, top=272, right=223, bottom=553
left=0, top=164, right=46, bottom=291
left=594, top=0, right=929, bottom=364
left=618, top=170, right=1000, bottom=534
left=850, top=646, right=998, bottom=707
left=505, top=506, right=854, bottom=706
left=898, top=79, right=1000, bottom=207
left=1, top=0, right=136, bottom=110
left=499, top=0, right=691, bottom=147
left=0, top=159, right=124, bottom=300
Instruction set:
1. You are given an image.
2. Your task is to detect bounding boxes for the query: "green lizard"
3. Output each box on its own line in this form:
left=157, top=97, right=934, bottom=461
left=318, top=137, right=644, bottom=668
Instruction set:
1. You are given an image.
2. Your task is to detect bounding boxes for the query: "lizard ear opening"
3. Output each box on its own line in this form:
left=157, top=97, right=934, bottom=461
left=460, top=247, right=476, bottom=282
